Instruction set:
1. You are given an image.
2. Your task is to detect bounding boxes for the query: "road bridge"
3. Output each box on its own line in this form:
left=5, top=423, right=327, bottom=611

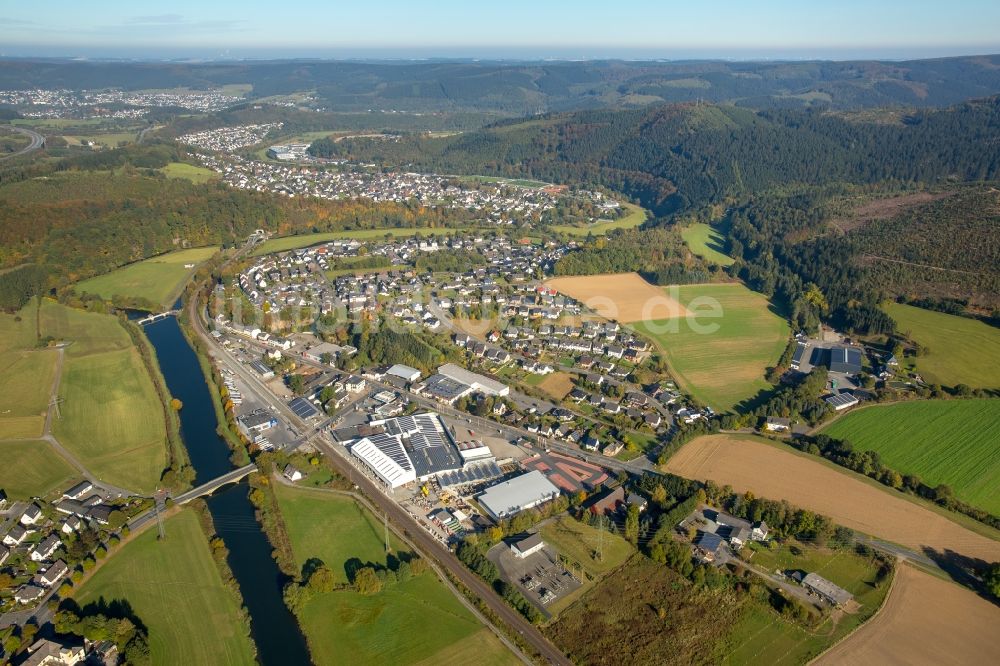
left=172, top=463, right=257, bottom=504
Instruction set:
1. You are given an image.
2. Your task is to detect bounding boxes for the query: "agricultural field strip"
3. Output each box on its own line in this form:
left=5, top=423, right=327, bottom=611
left=665, top=434, right=1000, bottom=563
left=820, top=399, right=1000, bottom=514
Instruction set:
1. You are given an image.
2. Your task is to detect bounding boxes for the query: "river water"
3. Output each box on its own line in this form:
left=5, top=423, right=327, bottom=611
left=143, top=316, right=310, bottom=666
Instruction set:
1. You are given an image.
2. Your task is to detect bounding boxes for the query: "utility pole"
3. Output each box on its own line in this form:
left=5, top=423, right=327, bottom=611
left=384, top=511, right=391, bottom=553
left=596, top=514, right=604, bottom=562
left=154, top=490, right=167, bottom=541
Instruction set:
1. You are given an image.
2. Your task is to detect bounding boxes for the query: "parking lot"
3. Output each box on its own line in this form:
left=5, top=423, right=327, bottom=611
left=488, top=541, right=581, bottom=617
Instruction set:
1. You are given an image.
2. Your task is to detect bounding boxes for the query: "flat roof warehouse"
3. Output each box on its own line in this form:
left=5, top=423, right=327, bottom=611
left=348, top=412, right=464, bottom=488
left=477, top=470, right=561, bottom=521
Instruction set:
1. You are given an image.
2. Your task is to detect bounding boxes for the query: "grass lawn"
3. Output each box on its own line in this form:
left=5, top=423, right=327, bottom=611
left=254, top=228, right=459, bottom=256
left=0, top=301, right=40, bottom=353
left=74, top=510, right=256, bottom=666
left=681, top=223, right=734, bottom=266
left=725, top=542, right=891, bottom=665
left=75, top=246, right=218, bottom=308
left=274, top=484, right=515, bottom=665
left=3, top=302, right=170, bottom=492
left=819, top=399, right=1000, bottom=514
left=39, top=299, right=133, bottom=357
left=540, top=516, right=634, bottom=578
left=0, top=349, right=57, bottom=439
left=159, top=161, right=219, bottom=183
left=54, top=348, right=168, bottom=493
left=551, top=202, right=648, bottom=236
left=884, top=302, right=1000, bottom=388
left=0, top=440, right=80, bottom=499
left=633, top=283, right=789, bottom=412
left=62, top=132, right=136, bottom=148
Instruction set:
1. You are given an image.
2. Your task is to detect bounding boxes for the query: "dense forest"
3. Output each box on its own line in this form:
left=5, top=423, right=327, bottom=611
left=553, top=228, right=713, bottom=285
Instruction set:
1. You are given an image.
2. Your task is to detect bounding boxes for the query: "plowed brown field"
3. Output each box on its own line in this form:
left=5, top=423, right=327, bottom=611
left=545, top=272, right=689, bottom=323
left=665, top=434, right=1000, bottom=563
left=815, top=564, right=1000, bottom=665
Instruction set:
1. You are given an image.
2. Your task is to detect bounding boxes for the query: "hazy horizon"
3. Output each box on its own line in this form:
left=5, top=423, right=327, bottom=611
left=2, top=0, right=999, bottom=62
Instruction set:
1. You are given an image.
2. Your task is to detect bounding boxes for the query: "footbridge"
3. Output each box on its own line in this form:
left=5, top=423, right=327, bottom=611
left=136, top=310, right=179, bottom=326
left=172, top=463, right=257, bottom=504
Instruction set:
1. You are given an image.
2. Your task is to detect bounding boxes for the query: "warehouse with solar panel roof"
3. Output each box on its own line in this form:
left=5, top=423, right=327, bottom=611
left=347, top=412, right=465, bottom=488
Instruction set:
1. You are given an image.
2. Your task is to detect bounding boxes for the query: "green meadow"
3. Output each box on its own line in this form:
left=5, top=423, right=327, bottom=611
left=76, top=246, right=218, bottom=308
left=274, top=484, right=516, bottom=666
left=681, top=223, right=734, bottom=266
left=33, top=300, right=168, bottom=494
left=551, top=202, right=648, bottom=236
left=160, top=161, right=220, bottom=183
left=820, top=399, right=1000, bottom=514
left=0, top=440, right=79, bottom=499
left=634, top=283, right=789, bottom=412
left=885, top=302, right=1000, bottom=388
left=74, top=510, right=256, bottom=666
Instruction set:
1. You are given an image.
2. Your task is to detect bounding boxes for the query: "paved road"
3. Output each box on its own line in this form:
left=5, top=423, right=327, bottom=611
left=0, top=126, right=44, bottom=161
left=187, top=296, right=571, bottom=665
left=172, top=463, right=257, bottom=504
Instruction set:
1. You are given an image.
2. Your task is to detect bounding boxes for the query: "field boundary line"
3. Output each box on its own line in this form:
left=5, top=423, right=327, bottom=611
left=806, top=561, right=899, bottom=665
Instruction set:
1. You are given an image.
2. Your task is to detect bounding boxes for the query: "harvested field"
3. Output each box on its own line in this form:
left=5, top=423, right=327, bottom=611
left=665, top=434, right=1000, bottom=563
left=537, top=371, right=574, bottom=400
left=545, top=272, right=689, bottom=323
left=815, top=564, right=1000, bottom=665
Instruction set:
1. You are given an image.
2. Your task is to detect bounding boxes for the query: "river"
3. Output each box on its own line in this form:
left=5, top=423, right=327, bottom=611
left=143, top=316, right=311, bottom=666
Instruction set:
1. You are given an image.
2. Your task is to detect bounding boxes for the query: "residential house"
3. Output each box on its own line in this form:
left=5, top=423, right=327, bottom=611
left=20, top=503, right=43, bottom=526
left=764, top=416, right=791, bottom=432
left=30, top=534, right=62, bottom=562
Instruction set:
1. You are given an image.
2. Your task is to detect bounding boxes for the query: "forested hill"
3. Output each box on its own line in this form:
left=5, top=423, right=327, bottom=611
left=317, top=97, right=1000, bottom=216
left=3, top=55, right=1000, bottom=114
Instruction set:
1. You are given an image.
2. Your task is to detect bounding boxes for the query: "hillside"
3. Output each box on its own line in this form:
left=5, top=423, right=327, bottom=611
left=849, top=187, right=1000, bottom=309
left=323, top=97, right=1000, bottom=216
left=4, top=55, right=1000, bottom=115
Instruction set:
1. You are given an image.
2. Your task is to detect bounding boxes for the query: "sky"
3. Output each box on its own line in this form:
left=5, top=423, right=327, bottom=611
left=2, top=0, right=999, bottom=61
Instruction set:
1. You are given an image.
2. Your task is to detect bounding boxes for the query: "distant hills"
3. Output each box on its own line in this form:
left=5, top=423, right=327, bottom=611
left=3, top=55, right=1000, bottom=114
left=322, top=96, right=1000, bottom=215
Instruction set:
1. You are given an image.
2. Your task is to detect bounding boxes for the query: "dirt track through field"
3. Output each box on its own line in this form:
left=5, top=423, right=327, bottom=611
left=545, top=272, right=690, bottom=323
left=665, top=435, right=1000, bottom=564
left=814, top=564, right=1000, bottom=665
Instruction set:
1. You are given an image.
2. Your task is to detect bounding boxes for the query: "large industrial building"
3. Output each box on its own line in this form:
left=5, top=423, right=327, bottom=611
left=416, top=363, right=510, bottom=404
left=477, top=470, right=561, bottom=521
left=348, top=412, right=464, bottom=488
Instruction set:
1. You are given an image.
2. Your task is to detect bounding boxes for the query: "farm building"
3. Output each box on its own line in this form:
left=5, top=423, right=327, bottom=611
left=694, top=532, right=726, bottom=563
left=802, top=572, right=854, bottom=607
left=477, top=470, right=561, bottom=521
left=825, top=392, right=859, bottom=411
left=510, top=533, right=546, bottom=559
left=828, top=345, right=863, bottom=375
left=764, top=416, right=791, bottom=432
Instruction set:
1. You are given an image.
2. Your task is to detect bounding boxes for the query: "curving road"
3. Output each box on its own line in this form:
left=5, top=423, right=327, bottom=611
left=0, top=126, right=44, bottom=161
